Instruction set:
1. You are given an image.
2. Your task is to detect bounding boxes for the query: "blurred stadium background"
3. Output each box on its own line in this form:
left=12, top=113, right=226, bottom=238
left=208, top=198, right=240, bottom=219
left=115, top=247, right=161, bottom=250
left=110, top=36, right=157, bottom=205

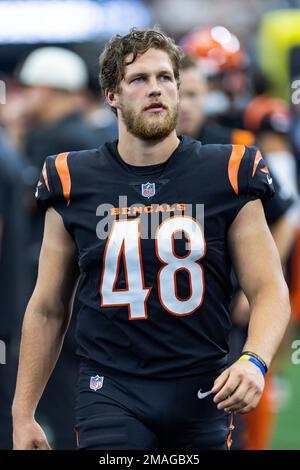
left=0, top=0, right=300, bottom=450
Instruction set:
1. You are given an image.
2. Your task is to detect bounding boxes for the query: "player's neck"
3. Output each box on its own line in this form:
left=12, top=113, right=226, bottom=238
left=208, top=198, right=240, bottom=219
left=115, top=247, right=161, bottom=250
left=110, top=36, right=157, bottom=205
left=117, top=129, right=180, bottom=167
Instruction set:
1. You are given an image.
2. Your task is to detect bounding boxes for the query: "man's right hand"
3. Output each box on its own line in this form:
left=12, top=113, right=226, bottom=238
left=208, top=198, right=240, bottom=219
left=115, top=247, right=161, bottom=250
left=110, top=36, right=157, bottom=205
left=13, top=418, right=52, bottom=450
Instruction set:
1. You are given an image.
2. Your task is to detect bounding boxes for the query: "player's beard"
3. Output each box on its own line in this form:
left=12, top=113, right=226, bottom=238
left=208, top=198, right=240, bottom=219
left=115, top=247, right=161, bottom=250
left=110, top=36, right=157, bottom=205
left=119, top=100, right=178, bottom=141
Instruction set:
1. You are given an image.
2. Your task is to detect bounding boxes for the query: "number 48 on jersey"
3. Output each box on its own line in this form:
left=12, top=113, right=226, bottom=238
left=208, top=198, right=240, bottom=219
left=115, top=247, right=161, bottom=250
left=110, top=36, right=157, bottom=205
left=100, top=216, right=206, bottom=319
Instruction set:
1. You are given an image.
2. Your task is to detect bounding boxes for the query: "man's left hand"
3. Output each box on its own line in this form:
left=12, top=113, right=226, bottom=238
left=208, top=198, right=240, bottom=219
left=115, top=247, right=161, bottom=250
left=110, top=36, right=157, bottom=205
left=211, top=360, right=265, bottom=414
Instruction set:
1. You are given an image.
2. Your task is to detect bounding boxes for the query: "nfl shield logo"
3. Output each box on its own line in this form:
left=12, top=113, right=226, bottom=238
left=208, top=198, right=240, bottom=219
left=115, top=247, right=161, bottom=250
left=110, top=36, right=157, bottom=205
left=90, top=375, right=104, bottom=391
left=142, top=182, right=155, bottom=199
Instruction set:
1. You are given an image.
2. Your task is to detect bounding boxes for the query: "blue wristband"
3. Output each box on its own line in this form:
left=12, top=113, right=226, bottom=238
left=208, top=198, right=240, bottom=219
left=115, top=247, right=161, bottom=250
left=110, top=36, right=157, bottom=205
left=239, top=354, right=267, bottom=377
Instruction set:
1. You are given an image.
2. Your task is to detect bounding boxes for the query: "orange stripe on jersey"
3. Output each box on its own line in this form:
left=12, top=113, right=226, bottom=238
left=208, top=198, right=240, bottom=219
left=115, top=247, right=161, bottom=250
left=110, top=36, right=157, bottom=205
left=55, top=152, right=71, bottom=206
left=42, top=161, right=50, bottom=192
left=252, top=150, right=263, bottom=177
left=228, top=145, right=246, bottom=195
left=231, top=129, right=255, bottom=147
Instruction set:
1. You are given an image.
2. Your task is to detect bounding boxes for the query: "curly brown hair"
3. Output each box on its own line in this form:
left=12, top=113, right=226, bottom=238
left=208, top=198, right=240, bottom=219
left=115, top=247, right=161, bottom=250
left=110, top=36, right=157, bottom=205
left=99, top=27, right=183, bottom=114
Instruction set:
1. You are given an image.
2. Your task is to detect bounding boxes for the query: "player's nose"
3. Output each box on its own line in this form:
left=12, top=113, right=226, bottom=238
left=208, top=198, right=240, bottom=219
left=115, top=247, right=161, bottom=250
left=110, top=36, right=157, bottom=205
left=147, top=77, right=162, bottom=97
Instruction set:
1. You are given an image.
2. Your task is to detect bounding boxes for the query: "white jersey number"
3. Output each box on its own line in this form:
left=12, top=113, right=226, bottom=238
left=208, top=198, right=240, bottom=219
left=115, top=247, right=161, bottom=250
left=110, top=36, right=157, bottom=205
left=100, top=216, right=205, bottom=319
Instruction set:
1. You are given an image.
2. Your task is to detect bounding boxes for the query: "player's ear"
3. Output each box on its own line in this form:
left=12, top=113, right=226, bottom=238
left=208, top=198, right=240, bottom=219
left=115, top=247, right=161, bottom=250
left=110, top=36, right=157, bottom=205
left=105, top=89, right=120, bottom=110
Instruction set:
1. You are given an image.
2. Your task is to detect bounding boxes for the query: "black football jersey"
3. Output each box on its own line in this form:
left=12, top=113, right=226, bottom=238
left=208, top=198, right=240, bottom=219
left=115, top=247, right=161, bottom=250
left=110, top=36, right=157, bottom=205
left=36, top=136, right=274, bottom=378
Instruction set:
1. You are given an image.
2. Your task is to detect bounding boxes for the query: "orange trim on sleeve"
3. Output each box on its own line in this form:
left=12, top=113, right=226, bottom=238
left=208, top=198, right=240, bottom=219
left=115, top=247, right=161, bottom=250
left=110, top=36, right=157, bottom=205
left=228, top=145, right=246, bottom=195
left=251, top=150, right=263, bottom=177
left=42, top=161, right=50, bottom=192
left=54, top=152, right=71, bottom=206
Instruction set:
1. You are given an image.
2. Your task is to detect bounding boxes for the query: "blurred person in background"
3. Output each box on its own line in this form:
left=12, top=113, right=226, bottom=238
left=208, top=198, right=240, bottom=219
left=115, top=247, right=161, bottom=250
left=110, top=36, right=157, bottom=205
left=242, top=94, right=299, bottom=270
left=0, top=121, right=26, bottom=449
left=243, top=95, right=298, bottom=200
left=180, top=26, right=251, bottom=130
left=177, top=54, right=255, bottom=146
left=84, top=91, right=118, bottom=143
left=240, top=94, right=300, bottom=449
left=177, top=53, right=297, bottom=450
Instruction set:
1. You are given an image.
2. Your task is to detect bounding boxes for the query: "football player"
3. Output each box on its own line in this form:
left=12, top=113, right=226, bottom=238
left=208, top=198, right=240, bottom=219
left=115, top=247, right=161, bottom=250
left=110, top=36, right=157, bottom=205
left=12, top=28, right=290, bottom=450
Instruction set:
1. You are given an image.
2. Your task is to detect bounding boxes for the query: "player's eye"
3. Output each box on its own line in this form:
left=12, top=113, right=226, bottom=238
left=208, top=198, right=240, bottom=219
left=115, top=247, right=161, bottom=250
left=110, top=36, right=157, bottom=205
left=131, top=76, right=145, bottom=83
left=159, top=74, right=171, bottom=81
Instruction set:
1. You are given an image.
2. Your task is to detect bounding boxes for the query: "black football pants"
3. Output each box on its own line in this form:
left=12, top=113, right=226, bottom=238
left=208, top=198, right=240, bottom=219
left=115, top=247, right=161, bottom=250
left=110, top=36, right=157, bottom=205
left=75, top=360, right=234, bottom=450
